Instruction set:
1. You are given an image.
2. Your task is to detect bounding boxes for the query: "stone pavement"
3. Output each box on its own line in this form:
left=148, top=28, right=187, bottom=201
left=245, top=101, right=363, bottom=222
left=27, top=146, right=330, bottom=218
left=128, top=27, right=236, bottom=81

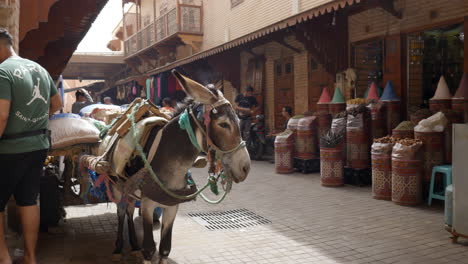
left=7, top=161, right=468, bottom=263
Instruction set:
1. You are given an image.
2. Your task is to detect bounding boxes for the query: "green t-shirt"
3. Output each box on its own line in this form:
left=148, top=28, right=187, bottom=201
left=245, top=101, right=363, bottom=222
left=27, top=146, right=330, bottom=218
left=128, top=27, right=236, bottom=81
left=0, top=56, right=57, bottom=154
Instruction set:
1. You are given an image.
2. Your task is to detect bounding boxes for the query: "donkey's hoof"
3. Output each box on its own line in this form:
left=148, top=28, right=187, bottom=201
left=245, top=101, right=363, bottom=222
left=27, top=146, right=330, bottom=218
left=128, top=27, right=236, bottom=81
left=130, top=250, right=142, bottom=258
left=111, top=253, right=122, bottom=262
left=158, top=258, right=168, bottom=264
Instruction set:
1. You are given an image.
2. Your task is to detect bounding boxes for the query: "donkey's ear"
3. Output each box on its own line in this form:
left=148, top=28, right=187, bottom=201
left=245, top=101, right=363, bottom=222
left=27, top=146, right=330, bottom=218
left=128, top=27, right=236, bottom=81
left=172, top=70, right=217, bottom=105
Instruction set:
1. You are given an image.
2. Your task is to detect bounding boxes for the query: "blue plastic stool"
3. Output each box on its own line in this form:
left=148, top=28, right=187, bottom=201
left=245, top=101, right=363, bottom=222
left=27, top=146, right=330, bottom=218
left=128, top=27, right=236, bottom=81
left=428, top=165, right=452, bottom=206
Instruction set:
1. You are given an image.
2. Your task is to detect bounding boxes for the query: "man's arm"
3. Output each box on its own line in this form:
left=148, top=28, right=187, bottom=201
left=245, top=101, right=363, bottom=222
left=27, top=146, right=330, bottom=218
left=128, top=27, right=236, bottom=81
left=81, top=89, right=94, bottom=103
left=49, top=94, right=62, bottom=115
left=0, top=99, right=10, bottom=138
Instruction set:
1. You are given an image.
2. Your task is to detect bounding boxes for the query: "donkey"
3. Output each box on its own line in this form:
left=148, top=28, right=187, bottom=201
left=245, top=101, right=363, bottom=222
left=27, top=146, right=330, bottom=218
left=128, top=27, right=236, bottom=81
left=109, top=70, right=251, bottom=264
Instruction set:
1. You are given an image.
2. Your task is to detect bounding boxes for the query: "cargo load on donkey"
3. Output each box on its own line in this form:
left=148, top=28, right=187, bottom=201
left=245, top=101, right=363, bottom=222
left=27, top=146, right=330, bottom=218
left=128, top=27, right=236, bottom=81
left=41, top=71, right=251, bottom=263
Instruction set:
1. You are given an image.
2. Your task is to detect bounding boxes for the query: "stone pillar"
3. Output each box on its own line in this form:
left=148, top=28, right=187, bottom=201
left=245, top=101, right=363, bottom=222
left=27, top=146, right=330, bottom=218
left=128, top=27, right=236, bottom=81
left=0, top=0, right=20, bottom=51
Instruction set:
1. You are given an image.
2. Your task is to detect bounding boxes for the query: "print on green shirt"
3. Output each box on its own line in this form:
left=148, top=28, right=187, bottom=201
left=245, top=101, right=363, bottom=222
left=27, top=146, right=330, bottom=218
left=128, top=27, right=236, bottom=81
left=0, top=56, right=57, bottom=154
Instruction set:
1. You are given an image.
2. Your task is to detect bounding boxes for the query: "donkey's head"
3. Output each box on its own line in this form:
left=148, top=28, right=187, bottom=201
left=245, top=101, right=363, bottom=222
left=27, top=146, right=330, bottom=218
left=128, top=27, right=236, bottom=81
left=173, top=70, right=250, bottom=183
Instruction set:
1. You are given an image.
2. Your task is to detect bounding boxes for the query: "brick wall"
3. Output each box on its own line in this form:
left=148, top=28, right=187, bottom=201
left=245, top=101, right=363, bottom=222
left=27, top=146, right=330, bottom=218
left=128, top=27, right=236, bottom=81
left=349, top=0, right=468, bottom=43
left=201, top=0, right=336, bottom=51
left=349, top=0, right=468, bottom=109
left=230, top=36, right=309, bottom=132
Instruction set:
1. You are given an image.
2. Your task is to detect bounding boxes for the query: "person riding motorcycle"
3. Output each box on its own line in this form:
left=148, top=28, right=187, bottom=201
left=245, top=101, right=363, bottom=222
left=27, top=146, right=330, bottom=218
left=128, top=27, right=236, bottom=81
left=234, top=86, right=258, bottom=142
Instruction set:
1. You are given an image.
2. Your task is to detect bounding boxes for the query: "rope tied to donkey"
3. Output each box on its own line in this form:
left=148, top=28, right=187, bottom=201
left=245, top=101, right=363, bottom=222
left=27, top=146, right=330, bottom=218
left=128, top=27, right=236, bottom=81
left=128, top=101, right=232, bottom=204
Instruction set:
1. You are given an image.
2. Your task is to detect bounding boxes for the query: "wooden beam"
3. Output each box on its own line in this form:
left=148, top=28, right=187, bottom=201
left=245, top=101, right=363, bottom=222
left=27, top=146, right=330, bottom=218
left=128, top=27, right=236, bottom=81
left=273, top=39, right=301, bottom=53
left=348, top=0, right=402, bottom=19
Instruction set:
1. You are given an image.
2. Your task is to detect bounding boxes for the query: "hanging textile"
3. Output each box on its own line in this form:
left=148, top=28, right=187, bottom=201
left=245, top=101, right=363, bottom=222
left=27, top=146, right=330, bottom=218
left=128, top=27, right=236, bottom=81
left=168, top=74, right=177, bottom=97
left=146, top=78, right=151, bottom=100
left=154, top=75, right=161, bottom=105
left=150, top=76, right=155, bottom=103
left=176, top=78, right=183, bottom=91
left=160, top=73, right=169, bottom=103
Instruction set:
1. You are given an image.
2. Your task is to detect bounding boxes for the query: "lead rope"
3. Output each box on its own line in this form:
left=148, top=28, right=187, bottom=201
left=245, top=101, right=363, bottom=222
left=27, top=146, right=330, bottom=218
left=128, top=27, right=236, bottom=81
left=128, top=101, right=231, bottom=204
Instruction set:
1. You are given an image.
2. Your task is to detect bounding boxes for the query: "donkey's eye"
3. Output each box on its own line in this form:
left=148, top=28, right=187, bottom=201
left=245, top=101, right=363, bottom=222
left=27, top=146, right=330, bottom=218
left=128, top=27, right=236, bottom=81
left=219, top=122, right=230, bottom=129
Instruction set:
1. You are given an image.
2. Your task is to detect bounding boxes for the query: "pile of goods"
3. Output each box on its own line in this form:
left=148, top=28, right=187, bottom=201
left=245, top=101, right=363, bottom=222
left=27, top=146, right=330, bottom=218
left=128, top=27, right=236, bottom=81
left=371, top=136, right=397, bottom=200
left=274, top=130, right=295, bottom=174
left=380, top=81, right=401, bottom=134
left=414, top=112, right=448, bottom=187
left=49, top=114, right=103, bottom=149
left=391, top=138, right=424, bottom=206
left=319, top=131, right=345, bottom=187
left=410, top=108, right=433, bottom=126
left=392, top=121, right=415, bottom=139
left=430, top=76, right=452, bottom=112
left=346, top=104, right=370, bottom=169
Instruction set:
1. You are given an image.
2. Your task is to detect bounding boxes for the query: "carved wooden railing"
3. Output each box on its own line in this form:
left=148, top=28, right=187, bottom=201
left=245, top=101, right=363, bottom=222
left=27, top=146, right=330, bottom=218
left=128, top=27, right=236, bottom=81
left=124, top=3, right=202, bottom=57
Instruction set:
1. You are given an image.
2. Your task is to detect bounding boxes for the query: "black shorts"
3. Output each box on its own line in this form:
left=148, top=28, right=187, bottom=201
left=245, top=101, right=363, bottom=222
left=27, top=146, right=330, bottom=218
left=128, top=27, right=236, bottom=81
left=0, top=149, right=47, bottom=212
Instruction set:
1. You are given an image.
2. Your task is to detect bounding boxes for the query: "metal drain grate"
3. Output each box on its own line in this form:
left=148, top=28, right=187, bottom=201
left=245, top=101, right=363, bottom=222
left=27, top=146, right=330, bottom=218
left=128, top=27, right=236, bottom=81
left=188, top=208, right=271, bottom=230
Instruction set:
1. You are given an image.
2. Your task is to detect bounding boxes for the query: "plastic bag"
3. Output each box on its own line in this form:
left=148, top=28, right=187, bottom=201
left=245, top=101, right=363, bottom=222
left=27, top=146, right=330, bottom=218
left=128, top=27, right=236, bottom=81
left=331, top=117, right=346, bottom=135
left=371, top=142, right=394, bottom=155
left=49, top=118, right=101, bottom=149
left=391, top=140, right=423, bottom=160
left=347, top=113, right=364, bottom=131
left=414, top=112, right=448, bottom=132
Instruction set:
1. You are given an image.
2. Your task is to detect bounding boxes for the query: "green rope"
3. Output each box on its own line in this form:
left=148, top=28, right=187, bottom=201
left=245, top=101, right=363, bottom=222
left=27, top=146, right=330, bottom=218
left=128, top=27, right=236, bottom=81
left=128, top=101, right=231, bottom=204
left=178, top=109, right=204, bottom=152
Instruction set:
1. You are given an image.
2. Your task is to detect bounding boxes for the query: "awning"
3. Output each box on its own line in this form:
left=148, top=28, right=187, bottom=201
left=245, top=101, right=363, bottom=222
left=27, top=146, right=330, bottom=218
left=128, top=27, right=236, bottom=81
left=146, top=0, right=361, bottom=76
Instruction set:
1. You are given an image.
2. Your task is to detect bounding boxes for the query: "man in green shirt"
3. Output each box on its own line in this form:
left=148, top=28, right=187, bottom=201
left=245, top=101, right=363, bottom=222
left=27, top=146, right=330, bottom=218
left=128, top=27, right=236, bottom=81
left=0, top=28, right=62, bottom=264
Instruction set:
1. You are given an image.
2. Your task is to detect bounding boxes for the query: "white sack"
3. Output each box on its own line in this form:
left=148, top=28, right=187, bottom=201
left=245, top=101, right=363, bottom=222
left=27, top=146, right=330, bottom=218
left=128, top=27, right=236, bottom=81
left=49, top=118, right=100, bottom=149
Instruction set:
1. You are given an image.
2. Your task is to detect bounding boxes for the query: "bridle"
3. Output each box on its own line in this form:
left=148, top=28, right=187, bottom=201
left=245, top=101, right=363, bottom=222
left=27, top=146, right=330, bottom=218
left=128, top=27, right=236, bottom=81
left=180, top=96, right=246, bottom=157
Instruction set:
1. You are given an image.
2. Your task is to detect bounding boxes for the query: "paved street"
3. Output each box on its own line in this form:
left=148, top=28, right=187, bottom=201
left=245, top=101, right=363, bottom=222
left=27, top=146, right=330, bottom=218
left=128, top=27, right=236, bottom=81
left=7, top=161, right=468, bottom=264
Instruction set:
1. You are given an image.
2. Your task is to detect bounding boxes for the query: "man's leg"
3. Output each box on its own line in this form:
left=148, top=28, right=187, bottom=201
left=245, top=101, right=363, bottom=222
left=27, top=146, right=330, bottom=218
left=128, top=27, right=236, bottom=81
left=0, top=213, right=12, bottom=264
left=17, top=206, right=39, bottom=264
left=14, top=150, right=46, bottom=264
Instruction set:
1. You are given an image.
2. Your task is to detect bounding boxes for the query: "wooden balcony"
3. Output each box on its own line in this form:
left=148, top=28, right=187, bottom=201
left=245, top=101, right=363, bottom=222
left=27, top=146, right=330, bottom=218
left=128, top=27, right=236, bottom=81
left=124, top=3, right=203, bottom=58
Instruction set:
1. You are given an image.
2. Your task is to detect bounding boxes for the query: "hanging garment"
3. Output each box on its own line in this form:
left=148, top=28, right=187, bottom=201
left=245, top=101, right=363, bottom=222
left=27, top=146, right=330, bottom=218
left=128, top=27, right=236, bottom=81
left=146, top=78, right=151, bottom=100
left=168, top=74, right=177, bottom=97
left=160, top=73, right=169, bottom=102
left=150, top=76, right=155, bottom=103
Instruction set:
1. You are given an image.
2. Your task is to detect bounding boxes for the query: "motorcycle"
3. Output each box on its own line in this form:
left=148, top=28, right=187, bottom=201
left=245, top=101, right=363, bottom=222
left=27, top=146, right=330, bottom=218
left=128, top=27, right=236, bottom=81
left=246, top=114, right=266, bottom=160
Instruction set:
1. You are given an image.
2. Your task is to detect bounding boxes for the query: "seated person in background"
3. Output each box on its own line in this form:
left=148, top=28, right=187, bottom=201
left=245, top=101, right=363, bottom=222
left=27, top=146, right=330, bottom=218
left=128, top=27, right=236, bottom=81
left=71, top=89, right=93, bottom=114
left=269, top=106, right=293, bottom=137
left=103, top=97, right=113, bottom=105
left=282, top=106, right=293, bottom=130
left=161, top=97, right=174, bottom=113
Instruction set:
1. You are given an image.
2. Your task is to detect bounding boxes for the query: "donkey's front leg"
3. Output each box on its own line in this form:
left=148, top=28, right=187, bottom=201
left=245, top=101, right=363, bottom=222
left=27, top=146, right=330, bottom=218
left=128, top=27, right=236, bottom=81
left=141, top=197, right=158, bottom=263
left=112, top=201, right=127, bottom=261
left=158, top=205, right=179, bottom=264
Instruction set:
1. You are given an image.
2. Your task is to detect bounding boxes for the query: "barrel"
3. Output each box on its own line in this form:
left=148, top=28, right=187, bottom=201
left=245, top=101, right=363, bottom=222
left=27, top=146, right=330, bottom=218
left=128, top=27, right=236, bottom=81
left=317, top=103, right=329, bottom=114
left=320, top=148, right=344, bottom=187
left=346, top=129, right=370, bottom=169
left=383, top=100, right=401, bottom=134
left=316, top=112, right=332, bottom=138
left=452, top=98, right=468, bottom=123
left=287, top=116, right=301, bottom=138
left=392, top=129, right=414, bottom=139
left=410, top=110, right=432, bottom=126
left=391, top=159, right=423, bottom=206
left=370, top=104, right=386, bottom=140
left=295, top=116, right=318, bottom=160
left=414, top=131, right=445, bottom=183
left=429, top=99, right=451, bottom=112
left=372, top=153, right=392, bottom=200
left=274, top=131, right=295, bottom=174
left=329, top=103, right=346, bottom=116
